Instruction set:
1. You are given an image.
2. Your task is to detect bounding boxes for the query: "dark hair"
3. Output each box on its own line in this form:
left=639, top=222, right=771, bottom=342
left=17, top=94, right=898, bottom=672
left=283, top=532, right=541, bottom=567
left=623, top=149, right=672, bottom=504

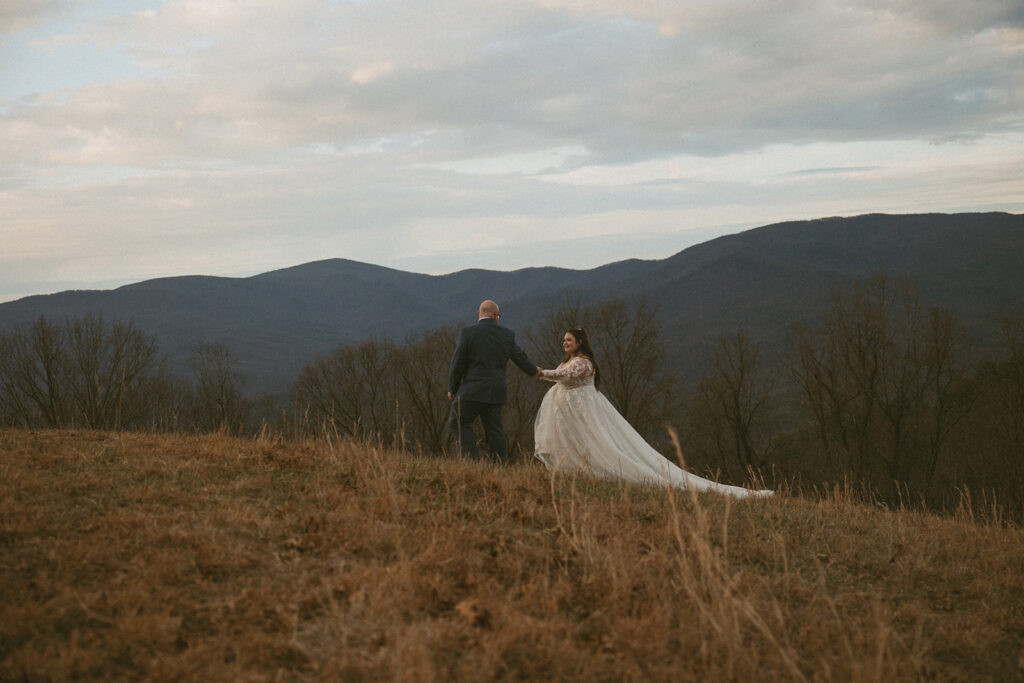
left=563, top=327, right=601, bottom=390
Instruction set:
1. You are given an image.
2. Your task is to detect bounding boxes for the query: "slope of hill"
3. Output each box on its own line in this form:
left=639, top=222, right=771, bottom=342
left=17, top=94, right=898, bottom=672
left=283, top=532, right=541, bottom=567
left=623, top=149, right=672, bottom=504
left=2, top=429, right=1021, bottom=679
left=1, top=212, right=1021, bottom=392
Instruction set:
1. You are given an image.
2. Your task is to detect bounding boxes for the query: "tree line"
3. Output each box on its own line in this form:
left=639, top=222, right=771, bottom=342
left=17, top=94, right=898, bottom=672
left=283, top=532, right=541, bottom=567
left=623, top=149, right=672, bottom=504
left=0, top=315, right=249, bottom=434
left=1, top=275, right=1022, bottom=520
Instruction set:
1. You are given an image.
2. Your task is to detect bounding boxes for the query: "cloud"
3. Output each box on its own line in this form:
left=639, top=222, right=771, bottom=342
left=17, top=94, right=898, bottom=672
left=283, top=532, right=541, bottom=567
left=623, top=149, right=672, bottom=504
left=7, top=0, right=1022, bottom=165
left=0, top=0, right=67, bottom=35
left=0, top=0, right=1022, bottom=302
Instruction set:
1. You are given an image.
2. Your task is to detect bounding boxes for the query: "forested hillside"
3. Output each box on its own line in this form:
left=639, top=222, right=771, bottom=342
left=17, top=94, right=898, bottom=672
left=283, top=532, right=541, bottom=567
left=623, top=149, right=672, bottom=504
left=1, top=213, right=1021, bottom=391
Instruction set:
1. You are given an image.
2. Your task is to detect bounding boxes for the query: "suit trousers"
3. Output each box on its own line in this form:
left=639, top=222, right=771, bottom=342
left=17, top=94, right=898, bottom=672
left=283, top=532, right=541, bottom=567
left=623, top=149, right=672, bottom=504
left=448, top=397, right=507, bottom=463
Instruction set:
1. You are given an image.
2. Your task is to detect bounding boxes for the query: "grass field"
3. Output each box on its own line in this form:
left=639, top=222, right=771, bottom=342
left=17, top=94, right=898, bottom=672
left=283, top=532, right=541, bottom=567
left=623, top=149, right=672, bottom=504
left=1, top=428, right=1022, bottom=680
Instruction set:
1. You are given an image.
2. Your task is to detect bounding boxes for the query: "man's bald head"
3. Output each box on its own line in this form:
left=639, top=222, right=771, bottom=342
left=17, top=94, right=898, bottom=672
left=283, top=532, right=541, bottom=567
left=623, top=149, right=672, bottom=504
left=479, top=300, right=499, bottom=319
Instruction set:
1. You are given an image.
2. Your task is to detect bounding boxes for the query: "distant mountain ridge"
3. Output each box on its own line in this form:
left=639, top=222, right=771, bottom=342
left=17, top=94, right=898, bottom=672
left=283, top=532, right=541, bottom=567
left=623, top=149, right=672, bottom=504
left=2, top=212, right=1022, bottom=393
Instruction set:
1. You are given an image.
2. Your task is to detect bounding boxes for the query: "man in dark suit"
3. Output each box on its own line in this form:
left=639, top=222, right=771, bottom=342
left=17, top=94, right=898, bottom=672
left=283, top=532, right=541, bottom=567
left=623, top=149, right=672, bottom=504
left=447, top=299, right=539, bottom=463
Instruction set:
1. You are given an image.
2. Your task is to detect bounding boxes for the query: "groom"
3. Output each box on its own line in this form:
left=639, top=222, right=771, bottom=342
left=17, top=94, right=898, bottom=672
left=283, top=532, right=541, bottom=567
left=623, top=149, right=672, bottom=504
left=447, top=299, right=539, bottom=463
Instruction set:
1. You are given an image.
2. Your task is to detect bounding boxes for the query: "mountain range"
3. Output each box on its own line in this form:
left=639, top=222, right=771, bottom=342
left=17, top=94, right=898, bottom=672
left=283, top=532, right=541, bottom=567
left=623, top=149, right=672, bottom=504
left=2, top=212, right=1022, bottom=393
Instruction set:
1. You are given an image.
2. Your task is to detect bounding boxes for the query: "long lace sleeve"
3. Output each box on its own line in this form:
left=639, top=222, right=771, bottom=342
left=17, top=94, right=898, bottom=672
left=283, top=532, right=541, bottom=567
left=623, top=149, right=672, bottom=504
left=539, top=356, right=594, bottom=386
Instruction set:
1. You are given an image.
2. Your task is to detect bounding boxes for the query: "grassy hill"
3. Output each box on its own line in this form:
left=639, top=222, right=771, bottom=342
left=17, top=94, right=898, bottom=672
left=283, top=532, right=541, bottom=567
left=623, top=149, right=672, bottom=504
left=2, top=429, right=1021, bottom=680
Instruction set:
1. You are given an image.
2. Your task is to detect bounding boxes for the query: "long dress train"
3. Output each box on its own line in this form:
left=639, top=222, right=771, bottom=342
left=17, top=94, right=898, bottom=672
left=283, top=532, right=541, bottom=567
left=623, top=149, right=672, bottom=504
left=534, top=356, right=772, bottom=499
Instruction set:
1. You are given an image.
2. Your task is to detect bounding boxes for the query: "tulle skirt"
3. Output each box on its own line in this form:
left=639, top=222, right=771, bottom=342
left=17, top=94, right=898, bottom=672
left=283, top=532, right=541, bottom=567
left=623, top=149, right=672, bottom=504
left=534, top=383, right=771, bottom=499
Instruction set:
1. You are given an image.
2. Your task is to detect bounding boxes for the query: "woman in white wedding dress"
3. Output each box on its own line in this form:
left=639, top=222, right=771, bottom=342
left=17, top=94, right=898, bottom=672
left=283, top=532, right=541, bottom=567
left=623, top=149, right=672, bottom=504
left=534, top=328, right=772, bottom=499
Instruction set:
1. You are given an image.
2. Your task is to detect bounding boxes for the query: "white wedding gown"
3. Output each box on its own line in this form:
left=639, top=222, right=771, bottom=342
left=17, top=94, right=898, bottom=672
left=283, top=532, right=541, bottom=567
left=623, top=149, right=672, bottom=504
left=534, top=356, right=772, bottom=499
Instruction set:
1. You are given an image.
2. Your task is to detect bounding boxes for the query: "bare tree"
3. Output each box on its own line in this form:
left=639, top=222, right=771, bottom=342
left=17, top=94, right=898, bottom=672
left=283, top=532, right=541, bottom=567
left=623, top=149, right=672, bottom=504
left=65, top=315, right=159, bottom=429
left=788, top=275, right=968, bottom=496
left=790, top=277, right=893, bottom=482
left=190, top=342, right=248, bottom=433
left=0, top=317, right=71, bottom=427
left=139, top=366, right=194, bottom=433
left=0, top=315, right=159, bottom=429
left=0, top=329, right=34, bottom=426
left=525, top=292, right=585, bottom=368
left=966, top=314, right=1024, bottom=499
left=358, top=340, right=399, bottom=439
left=294, top=347, right=361, bottom=432
left=690, top=331, right=776, bottom=474
left=393, top=326, right=456, bottom=453
left=292, top=339, right=400, bottom=442
left=920, top=307, right=970, bottom=484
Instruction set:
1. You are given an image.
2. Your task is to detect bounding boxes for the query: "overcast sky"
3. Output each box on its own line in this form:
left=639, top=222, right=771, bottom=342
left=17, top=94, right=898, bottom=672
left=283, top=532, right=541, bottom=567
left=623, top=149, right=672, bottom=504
left=1, top=0, right=1022, bottom=303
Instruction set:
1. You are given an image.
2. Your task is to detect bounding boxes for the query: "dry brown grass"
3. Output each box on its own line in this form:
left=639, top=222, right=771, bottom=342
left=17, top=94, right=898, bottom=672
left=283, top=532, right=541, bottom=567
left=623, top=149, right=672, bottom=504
left=1, top=428, right=1022, bottom=681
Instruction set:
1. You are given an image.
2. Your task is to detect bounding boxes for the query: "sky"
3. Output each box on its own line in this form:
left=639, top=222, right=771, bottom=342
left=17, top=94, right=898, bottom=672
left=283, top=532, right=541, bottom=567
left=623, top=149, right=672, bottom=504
left=1, top=0, right=1023, bottom=303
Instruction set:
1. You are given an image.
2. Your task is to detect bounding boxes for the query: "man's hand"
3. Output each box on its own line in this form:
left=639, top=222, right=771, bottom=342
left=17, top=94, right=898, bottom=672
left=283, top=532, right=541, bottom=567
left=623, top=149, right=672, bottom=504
left=447, top=391, right=454, bottom=402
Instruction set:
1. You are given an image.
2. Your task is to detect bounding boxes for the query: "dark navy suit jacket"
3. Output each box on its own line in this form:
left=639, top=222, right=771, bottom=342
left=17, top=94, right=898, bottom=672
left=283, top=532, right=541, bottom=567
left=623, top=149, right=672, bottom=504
left=448, top=318, right=536, bottom=405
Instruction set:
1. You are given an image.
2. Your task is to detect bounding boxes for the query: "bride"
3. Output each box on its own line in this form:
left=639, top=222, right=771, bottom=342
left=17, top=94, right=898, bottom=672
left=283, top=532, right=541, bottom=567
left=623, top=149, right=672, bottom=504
left=534, top=328, right=772, bottom=499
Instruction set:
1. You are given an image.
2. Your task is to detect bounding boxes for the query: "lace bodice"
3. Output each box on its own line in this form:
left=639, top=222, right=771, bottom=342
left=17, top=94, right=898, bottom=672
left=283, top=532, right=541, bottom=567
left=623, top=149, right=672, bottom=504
left=539, top=356, right=595, bottom=389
